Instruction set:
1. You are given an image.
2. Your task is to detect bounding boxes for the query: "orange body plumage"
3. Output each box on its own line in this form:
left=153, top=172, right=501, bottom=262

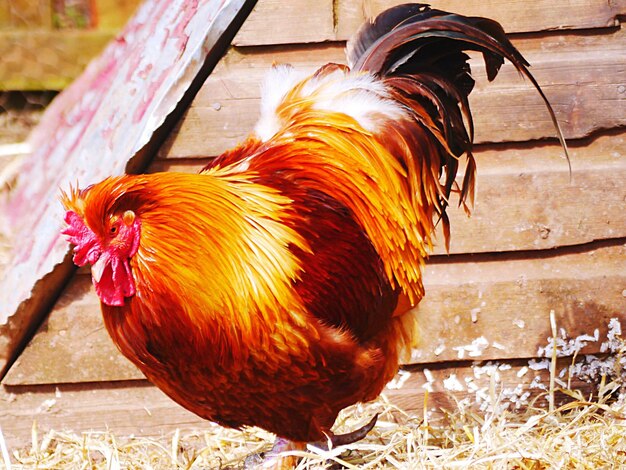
left=61, top=3, right=567, bottom=457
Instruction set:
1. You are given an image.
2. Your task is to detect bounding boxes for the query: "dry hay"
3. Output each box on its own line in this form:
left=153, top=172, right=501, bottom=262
left=2, top=380, right=625, bottom=469
left=4, top=314, right=626, bottom=468
left=2, top=298, right=622, bottom=464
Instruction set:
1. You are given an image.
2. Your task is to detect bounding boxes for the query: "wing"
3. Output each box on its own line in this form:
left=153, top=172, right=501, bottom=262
left=286, top=184, right=398, bottom=342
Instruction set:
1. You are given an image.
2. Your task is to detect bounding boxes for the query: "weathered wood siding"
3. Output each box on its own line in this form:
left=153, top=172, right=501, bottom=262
left=2, top=0, right=625, bottom=448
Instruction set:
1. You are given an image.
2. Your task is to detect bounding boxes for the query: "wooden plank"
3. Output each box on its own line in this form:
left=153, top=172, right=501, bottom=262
left=0, top=357, right=601, bottom=449
left=0, top=381, right=207, bottom=450
left=437, top=135, right=626, bottom=254
left=233, top=0, right=335, bottom=46
left=5, top=243, right=624, bottom=385
left=223, top=0, right=626, bottom=46
left=156, top=42, right=343, bottom=158
left=413, top=243, right=626, bottom=363
left=158, top=28, right=626, bottom=158
left=0, top=31, right=114, bottom=90
left=469, top=31, right=626, bottom=145
left=336, top=0, right=626, bottom=41
left=0, top=0, right=52, bottom=29
left=0, top=256, right=77, bottom=383
left=2, top=275, right=144, bottom=386
left=155, top=132, right=626, bottom=254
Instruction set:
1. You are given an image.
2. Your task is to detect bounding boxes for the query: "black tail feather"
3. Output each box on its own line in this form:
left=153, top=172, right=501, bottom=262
left=347, top=3, right=570, bottom=236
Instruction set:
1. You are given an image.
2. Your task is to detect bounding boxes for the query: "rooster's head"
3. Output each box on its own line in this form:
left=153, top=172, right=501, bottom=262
left=61, top=180, right=141, bottom=307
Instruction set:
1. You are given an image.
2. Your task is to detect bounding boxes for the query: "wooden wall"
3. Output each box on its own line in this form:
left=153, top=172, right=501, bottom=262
left=2, top=0, right=625, bottom=448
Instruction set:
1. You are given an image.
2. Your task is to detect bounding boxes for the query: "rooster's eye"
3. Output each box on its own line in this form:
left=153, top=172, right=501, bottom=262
left=110, top=226, right=118, bottom=234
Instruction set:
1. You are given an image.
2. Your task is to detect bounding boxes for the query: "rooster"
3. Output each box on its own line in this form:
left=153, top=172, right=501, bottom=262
left=61, top=4, right=567, bottom=467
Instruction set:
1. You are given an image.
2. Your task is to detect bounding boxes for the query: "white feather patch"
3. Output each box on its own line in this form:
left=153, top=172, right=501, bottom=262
left=254, top=65, right=407, bottom=141
left=254, top=65, right=308, bottom=141
left=312, top=88, right=406, bottom=133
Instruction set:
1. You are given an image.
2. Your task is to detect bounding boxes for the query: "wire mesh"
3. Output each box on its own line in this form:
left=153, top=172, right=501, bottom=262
left=0, top=0, right=140, bottom=145
left=0, top=91, right=56, bottom=144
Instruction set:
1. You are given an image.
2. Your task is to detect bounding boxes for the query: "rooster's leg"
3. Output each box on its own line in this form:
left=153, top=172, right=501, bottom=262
left=244, top=437, right=305, bottom=469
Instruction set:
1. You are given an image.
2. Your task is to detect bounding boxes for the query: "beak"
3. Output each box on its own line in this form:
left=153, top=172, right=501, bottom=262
left=91, top=255, right=108, bottom=283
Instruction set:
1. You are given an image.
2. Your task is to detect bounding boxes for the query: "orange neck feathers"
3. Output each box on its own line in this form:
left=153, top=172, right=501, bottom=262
left=65, top=172, right=312, bottom=340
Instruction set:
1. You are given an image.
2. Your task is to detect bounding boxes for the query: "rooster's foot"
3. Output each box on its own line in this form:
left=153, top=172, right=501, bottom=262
left=243, top=437, right=305, bottom=469
left=243, top=415, right=378, bottom=468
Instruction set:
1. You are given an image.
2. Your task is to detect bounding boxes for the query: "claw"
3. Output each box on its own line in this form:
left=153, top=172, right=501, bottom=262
left=314, top=413, right=379, bottom=450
